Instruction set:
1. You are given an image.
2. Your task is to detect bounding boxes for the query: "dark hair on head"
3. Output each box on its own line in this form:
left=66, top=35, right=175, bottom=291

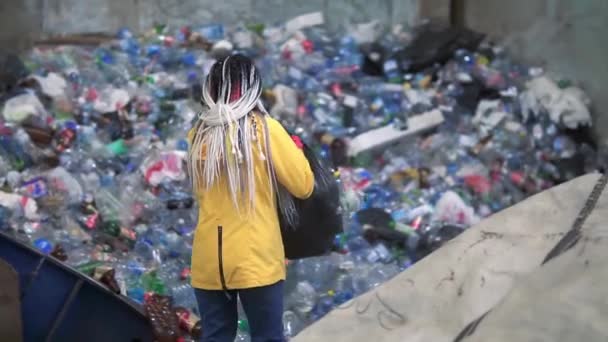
left=205, top=54, right=262, bottom=105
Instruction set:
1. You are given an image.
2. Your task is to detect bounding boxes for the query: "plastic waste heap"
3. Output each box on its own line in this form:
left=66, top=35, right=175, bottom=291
left=0, top=13, right=605, bottom=341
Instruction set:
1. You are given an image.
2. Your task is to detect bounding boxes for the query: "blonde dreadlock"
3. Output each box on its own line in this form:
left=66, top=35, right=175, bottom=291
left=187, top=55, right=297, bottom=224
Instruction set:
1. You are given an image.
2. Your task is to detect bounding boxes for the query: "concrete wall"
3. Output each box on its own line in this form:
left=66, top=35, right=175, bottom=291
left=15, top=0, right=420, bottom=38
left=0, top=0, right=43, bottom=52
left=457, top=0, right=608, bottom=147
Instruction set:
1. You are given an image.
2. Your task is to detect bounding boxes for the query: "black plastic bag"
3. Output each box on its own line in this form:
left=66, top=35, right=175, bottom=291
left=279, top=141, right=343, bottom=259
left=0, top=53, right=28, bottom=97
left=457, top=78, right=501, bottom=112
left=392, top=24, right=485, bottom=73
left=360, top=42, right=386, bottom=76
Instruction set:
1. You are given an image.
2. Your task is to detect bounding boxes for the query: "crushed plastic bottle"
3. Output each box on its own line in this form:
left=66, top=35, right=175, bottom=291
left=283, top=310, right=304, bottom=338
left=289, top=281, right=318, bottom=316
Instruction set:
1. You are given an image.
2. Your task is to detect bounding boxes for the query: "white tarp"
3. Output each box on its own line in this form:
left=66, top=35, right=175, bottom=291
left=295, top=173, right=607, bottom=342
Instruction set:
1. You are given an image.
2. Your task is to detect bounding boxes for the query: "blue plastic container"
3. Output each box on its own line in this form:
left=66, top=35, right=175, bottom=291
left=0, top=232, right=154, bottom=342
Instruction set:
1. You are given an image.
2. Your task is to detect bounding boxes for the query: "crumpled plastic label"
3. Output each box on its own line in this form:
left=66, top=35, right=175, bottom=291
left=433, top=191, right=480, bottom=226
left=93, top=88, right=131, bottom=113
left=0, top=190, right=40, bottom=220
left=141, top=151, right=187, bottom=186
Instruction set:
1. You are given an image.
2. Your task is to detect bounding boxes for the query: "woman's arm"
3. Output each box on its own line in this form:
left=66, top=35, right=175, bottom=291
left=266, top=116, right=314, bottom=199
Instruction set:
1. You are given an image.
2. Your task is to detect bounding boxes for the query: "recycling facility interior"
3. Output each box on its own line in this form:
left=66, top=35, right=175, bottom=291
left=0, top=0, right=607, bottom=341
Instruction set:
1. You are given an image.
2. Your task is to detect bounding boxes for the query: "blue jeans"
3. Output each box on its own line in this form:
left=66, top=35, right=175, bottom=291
left=195, top=281, right=285, bottom=342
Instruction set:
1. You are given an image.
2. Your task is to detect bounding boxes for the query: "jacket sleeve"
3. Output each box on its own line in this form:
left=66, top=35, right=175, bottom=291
left=266, top=116, right=314, bottom=199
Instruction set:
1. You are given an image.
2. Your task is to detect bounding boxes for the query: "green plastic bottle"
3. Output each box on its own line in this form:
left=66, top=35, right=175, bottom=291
left=101, top=220, right=136, bottom=242
left=142, top=271, right=166, bottom=295
left=106, top=139, right=128, bottom=156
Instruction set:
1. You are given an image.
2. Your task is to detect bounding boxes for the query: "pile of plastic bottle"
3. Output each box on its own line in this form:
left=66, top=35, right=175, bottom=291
left=0, top=15, right=605, bottom=341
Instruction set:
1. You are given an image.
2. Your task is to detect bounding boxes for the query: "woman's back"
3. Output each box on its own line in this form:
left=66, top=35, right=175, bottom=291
left=187, top=54, right=313, bottom=341
left=189, top=114, right=313, bottom=290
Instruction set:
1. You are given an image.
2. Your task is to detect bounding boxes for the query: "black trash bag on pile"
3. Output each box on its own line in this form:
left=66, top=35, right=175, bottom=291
left=279, top=138, right=343, bottom=259
left=392, top=24, right=485, bottom=73
left=417, top=224, right=466, bottom=257
left=360, top=42, right=386, bottom=77
left=88, top=101, right=135, bottom=141
left=0, top=53, right=28, bottom=99
left=357, top=208, right=409, bottom=249
left=457, top=77, right=501, bottom=112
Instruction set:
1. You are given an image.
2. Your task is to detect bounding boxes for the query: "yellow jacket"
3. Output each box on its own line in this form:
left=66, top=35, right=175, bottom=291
left=189, top=115, right=314, bottom=290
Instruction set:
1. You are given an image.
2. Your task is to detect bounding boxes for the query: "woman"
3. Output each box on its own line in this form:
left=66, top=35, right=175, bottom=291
left=187, top=54, right=314, bottom=342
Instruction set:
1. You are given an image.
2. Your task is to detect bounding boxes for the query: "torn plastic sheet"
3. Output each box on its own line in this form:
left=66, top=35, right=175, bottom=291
left=349, top=20, right=384, bottom=45
left=520, top=76, right=592, bottom=129
left=285, top=12, right=324, bottom=34
left=31, top=72, right=69, bottom=98
left=347, top=109, right=445, bottom=156
left=473, top=100, right=508, bottom=136
left=2, top=92, right=49, bottom=123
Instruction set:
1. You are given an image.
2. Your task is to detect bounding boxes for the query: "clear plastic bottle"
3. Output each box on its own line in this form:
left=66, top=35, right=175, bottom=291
left=293, top=257, right=336, bottom=291
left=170, top=283, right=197, bottom=312
left=283, top=310, right=303, bottom=339
left=289, top=281, right=318, bottom=316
